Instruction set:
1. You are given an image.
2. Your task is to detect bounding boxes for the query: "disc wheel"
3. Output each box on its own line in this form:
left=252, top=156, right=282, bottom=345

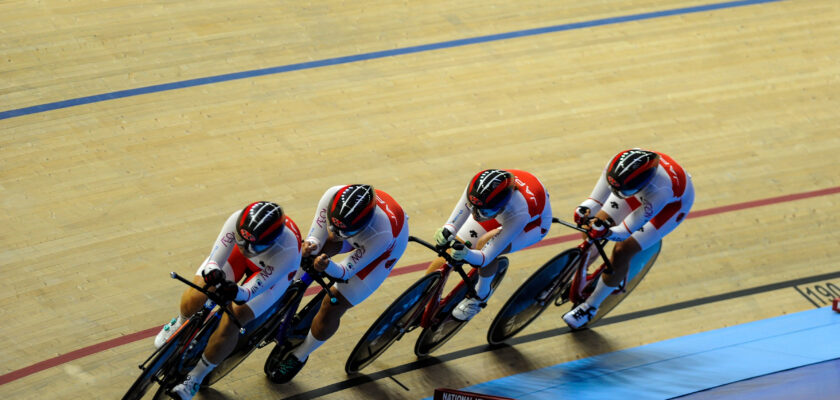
left=344, top=272, right=441, bottom=374
left=486, top=249, right=580, bottom=344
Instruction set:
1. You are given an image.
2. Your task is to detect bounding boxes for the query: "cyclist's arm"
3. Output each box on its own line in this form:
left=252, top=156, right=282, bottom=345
left=305, top=185, right=343, bottom=254
left=459, top=206, right=529, bottom=267
left=608, top=188, right=671, bottom=241
left=239, top=236, right=301, bottom=302
left=201, top=211, right=239, bottom=275
left=323, top=230, right=390, bottom=281
left=442, top=187, right=471, bottom=234
left=579, top=169, right=611, bottom=214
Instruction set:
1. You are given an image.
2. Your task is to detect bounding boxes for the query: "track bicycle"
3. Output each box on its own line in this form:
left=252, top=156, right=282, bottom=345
left=486, top=218, right=661, bottom=344
left=259, top=257, right=347, bottom=383
left=211, top=256, right=344, bottom=386
left=122, top=272, right=244, bottom=400
left=123, top=258, right=341, bottom=399
left=344, top=235, right=508, bottom=374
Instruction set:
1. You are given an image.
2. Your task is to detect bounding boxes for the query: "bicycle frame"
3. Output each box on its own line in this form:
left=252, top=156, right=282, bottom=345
left=419, top=262, right=480, bottom=328
left=567, top=240, right=599, bottom=304
left=552, top=218, right=616, bottom=305
left=269, top=271, right=327, bottom=345
left=398, top=236, right=478, bottom=329
left=134, top=275, right=233, bottom=371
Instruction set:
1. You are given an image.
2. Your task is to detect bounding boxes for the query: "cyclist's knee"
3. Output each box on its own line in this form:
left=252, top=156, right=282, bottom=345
left=219, top=304, right=254, bottom=334
left=475, top=228, right=501, bottom=249
left=613, top=238, right=641, bottom=260
left=425, top=257, right=447, bottom=275
left=180, top=279, right=209, bottom=316
left=318, top=290, right=352, bottom=319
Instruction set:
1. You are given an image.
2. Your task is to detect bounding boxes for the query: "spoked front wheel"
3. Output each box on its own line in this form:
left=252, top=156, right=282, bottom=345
left=486, top=249, right=580, bottom=345
left=151, top=314, right=220, bottom=399
left=344, top=272, right=441, bottom=374
left=121, top=325, right=188, bottom=400
left=122, top=313, right=208, bottom=400
left=415, top=257, right=509, bottom=356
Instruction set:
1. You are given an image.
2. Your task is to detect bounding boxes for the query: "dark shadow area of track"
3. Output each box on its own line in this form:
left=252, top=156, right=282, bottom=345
left=283, top=270, right=840, bottom=399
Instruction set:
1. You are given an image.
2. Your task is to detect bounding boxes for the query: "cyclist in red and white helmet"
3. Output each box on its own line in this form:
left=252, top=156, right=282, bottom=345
left=271, top=184, right=409, bottom=383
left=563, top=149, right=695, bottom=329
left=431, top=169, right=553, bottom=321
left=154, top=202, right=303, bottom=400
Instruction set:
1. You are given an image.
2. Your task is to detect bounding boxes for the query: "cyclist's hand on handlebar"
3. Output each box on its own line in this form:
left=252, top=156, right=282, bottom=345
left=202, top=268, right=226, bottom=286
left=587, top=219, right=611, bottom=240
left=574, top=206, right=591, bottom=226
left=312, top=254, right=330, bottom=272
left=216, top=281, right=241, bottom=304
left=434, top=227, right=453, bottom=247
left=450, top=246, right=469, bottom=261
left=301, top=240, right=319, bottom=256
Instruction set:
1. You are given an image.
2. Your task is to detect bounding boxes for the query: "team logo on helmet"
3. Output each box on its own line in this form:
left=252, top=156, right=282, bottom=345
left=607, top=176, right=619, bottom=187
left=239, top=228, right=256, bottom=242
left=331, top=217, right=347, bottom=229
left=468, top=195, right=484, bottom=206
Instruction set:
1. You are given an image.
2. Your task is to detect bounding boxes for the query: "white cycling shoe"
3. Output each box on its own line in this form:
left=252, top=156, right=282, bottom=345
left=452, top=290, right=493, bottom=321
left=154, top=317, right=183, bottom=349
left=170, top=375, right=201, bottom=400
left=562, top=303, right=598, bottom=329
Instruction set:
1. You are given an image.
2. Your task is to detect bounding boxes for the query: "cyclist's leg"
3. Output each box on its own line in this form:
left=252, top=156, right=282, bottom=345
left=452, top=211, right=551, bottom=320
left=172, top=271, right=293, bottom=398
left=455, top=218, right=496, bottom=295
left=204, top=273, right=295, bottom=363
left=169, top=301, right=255, bottom=399
left=470, top=228, right=505, bottom=300
left=155, top=259, right=241, bottom=349
left=584, top=200, right=637, bottom=305
left=185, top=259, right=242, bottom=316
left=294, top=222, right=410, bottom=362
left=424, top=257, right=447, bottom=275
left=563, top=198, right=632, bottom=328
left=478, top=208, right=552, bottom=297
left=578, top=186, right=694, bottom=315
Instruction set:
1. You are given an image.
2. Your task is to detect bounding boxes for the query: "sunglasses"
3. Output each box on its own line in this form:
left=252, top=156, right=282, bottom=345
left=467, top=203, right=503, bottom=220
left=235, top=232, right=275, bottom=256
left=329, top=224, right=364, bottom=239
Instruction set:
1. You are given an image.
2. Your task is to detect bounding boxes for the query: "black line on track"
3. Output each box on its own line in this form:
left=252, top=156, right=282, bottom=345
left=388, top=375, right=410, bottom=391
left=282, top=270, right=840, bottom=400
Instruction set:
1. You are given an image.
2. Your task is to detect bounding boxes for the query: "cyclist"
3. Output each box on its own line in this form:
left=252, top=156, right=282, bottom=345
left=563, top=149, right=694, bottom=329
left=152, top=202, right=303, bottom=400
left=431, top=169, right=552, bottom=321
left=271, top=184, right=409, bottom=383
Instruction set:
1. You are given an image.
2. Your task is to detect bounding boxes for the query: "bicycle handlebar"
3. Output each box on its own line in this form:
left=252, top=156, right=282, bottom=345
left=553, top=217, right=586, bottom=233
left=299, top=255, right=348, bottom=305
left=169, top=272, right=245, bottom=332
left=551, top=217, right=615, bottom=274
left=409, top=235, right=478, bottom=299
left=408, top=236, right=465, bottom=266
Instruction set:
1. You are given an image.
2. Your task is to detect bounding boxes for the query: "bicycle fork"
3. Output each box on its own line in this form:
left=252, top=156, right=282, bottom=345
left=568, top=244, right=594, bottom=304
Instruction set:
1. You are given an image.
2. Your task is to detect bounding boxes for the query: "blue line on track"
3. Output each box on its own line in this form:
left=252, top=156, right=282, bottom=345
left=1, top=0, right=783, bottom=121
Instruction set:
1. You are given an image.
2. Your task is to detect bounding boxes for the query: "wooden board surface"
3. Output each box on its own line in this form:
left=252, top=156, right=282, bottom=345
left=1, top=0, right=838, bottom=398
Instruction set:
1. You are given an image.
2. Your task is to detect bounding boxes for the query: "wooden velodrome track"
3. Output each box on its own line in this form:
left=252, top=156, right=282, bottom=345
left=2, top=0, right=838, bottom=398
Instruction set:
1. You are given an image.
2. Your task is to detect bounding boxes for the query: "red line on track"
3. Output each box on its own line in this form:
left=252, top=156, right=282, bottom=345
left=2, top=186, right=837, bottom=386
